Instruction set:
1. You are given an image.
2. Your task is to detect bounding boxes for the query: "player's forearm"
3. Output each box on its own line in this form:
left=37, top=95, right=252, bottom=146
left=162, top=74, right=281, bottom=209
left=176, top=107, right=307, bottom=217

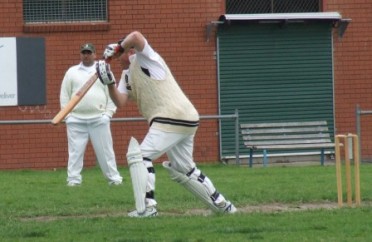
left=60, top=90, right=70, bottom=109
left=108, top=84, right=128, bottom=108
left=59, top=78, right=70, bottom=108
left=121, top=31, right=145, bottom=52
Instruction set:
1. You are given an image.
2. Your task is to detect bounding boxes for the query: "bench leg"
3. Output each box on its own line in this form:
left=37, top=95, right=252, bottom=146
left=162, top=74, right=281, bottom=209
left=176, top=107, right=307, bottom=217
left=320, top=148, right=325, bottom=166
left=249, top=149, right=253, bottom=168
left=263, top=150, right=268, bottom=167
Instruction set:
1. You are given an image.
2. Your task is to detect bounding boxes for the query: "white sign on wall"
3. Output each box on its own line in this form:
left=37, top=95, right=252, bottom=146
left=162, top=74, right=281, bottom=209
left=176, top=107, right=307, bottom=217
left=0, top=37, right=18, bottom=106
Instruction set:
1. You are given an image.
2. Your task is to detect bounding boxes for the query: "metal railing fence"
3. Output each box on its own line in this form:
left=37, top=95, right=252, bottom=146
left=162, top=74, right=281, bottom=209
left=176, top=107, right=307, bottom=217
left=0, top=110, right=240, bottom=164
left=355, top=104, right=372, bottom=162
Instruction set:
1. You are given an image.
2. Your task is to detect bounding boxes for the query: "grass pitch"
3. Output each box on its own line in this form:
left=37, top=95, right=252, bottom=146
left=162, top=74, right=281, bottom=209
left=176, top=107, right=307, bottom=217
left=1, top=162, right=372, bottom=241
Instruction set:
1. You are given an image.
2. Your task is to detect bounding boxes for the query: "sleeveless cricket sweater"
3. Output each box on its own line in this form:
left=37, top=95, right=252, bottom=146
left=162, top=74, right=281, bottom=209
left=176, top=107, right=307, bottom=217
left=128, top=57, right=199, bottom=134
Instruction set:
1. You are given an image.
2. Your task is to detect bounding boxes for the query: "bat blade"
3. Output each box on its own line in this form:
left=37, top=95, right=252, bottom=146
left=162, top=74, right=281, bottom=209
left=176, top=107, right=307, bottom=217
left=51, top=73, right=98, bottom=125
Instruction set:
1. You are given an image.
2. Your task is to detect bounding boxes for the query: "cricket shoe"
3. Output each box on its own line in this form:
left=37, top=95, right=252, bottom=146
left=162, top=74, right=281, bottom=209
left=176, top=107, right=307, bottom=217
left=108, top=180, right=122, bottom=186
left=67, top=182, right=81, bottom=187
left=224, top=201, right=237, bottom=214
left=216, top=200, right=237, bottom=214
left=128, top=206, right=158, bottom=218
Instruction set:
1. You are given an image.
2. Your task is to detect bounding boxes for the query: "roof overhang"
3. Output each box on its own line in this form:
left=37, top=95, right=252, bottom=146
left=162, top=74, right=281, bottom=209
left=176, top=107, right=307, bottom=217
left=206, top=12, right=351, bottom=41
left=219, top=12, right=343, bottom=23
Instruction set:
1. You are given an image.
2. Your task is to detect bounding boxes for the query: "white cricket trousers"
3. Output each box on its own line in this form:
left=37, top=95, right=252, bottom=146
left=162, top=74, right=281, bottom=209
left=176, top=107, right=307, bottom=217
left=139, top=127, right=229, bottom=210
left=141, top=127, right=196, bottom=174
left=66, top=115, right=122, bottom=184
left=139, top=127, right=197, bottom=207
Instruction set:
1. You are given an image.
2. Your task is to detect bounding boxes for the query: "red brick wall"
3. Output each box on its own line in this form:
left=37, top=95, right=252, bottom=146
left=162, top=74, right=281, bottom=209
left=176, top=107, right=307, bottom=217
left=1, top=0, right=372, bottom=170
left=0, top=0, right=224, bottom=169
left=325, top=0, right=372, bottom=160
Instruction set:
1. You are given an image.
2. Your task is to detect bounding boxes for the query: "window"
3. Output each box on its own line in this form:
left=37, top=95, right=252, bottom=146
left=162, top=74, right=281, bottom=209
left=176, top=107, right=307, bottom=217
left=23, top=0, right=107, bottom=24
left=226, top=0, right=321, bottom=14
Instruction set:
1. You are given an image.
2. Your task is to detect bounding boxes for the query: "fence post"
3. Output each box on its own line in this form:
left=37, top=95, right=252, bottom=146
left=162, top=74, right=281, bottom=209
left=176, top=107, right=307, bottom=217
left=356, top=104, right=361, bottom=162
left=234, top=109, right=240, bottom=165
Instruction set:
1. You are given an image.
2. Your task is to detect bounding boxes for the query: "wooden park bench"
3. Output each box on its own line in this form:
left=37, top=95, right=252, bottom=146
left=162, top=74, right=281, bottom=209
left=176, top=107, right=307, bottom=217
left=240, top=121, right=335, bottom=167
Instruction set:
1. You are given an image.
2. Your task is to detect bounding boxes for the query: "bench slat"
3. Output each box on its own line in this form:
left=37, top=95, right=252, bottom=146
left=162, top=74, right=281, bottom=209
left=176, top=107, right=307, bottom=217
left=243, top=143, right=335, bottom=149
left=242, top=126, right=329, bottom=134
left=244, top=139, right=333, bottom=146
left=242, top=133, right=331, bottom=141
left=240, top=121, right=327, bottom=128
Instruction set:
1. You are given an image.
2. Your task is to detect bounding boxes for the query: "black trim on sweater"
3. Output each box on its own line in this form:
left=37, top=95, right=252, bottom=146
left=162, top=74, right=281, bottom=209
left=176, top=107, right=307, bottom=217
left=150, top=117, right=199, bottom=127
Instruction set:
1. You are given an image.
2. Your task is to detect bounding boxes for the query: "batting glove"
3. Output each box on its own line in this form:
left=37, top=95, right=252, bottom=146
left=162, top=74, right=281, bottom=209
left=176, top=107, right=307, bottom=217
left=103, top=43, right=124, bottom=61
left=96, top=60, right=116, bottom=85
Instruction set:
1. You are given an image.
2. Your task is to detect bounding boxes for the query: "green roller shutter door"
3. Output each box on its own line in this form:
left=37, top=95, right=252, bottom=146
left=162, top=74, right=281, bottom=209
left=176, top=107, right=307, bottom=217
left=218, top=23, right=335, bottom=158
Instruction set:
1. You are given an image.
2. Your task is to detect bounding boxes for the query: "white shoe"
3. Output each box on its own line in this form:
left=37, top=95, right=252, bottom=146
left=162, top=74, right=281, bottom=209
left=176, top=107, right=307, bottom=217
left=67, top=182, right=81, bottom=187
left=216, top=200, right=237, bottom=214
left=128, top=207, right=158, bottom=218
left=109, top=180, right=122, bottom=186
left=223, top=201, right=237, bottom=214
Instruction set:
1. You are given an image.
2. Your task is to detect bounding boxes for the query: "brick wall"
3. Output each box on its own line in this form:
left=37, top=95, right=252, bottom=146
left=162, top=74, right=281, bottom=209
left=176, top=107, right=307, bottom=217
left=325, top=0, right=372, bottom=160
left=0, top=0, right=224, bottom=169
left=1, top=0, right=372, bottom=170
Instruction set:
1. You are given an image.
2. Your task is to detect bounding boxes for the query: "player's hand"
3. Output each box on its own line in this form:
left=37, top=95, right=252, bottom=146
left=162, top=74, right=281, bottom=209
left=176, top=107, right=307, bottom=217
left=96, top=60, right=115, bottom=85
left=102, top=43, right=117, bottom=60
left=103, top=43, right=124, bottom=61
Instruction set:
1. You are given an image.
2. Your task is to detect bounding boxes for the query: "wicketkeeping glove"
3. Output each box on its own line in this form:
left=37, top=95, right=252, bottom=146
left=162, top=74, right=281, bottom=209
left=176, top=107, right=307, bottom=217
left=96, top=60, right=115, bottom=85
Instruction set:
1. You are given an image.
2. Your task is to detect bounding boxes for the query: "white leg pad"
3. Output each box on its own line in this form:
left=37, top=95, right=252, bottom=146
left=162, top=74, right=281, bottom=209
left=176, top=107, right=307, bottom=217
left=127, top=137, right=148, bottom=214
left=162, top=161, right=222, bottom=213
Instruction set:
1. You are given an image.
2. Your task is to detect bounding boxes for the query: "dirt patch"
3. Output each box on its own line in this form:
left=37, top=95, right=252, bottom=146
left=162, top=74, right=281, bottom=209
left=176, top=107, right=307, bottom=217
left=179, top=202, right=340, bottom=216
left=19, top=202, right=346, bottom=221
left=237, top=202, right=339, bottom=213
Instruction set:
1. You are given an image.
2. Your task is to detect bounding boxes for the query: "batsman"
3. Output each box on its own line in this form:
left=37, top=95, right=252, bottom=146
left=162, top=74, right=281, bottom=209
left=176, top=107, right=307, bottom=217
left=96, top=31, right=237, bottom=217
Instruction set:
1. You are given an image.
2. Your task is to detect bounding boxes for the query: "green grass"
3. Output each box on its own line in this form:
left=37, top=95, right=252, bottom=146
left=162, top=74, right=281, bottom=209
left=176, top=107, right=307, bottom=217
left=1, top=163, right=372, bottom=241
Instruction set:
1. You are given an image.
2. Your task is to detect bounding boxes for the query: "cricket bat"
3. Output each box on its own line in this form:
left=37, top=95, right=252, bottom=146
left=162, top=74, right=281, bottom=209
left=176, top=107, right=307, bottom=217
left=51, top=73, right=98, bottom=125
